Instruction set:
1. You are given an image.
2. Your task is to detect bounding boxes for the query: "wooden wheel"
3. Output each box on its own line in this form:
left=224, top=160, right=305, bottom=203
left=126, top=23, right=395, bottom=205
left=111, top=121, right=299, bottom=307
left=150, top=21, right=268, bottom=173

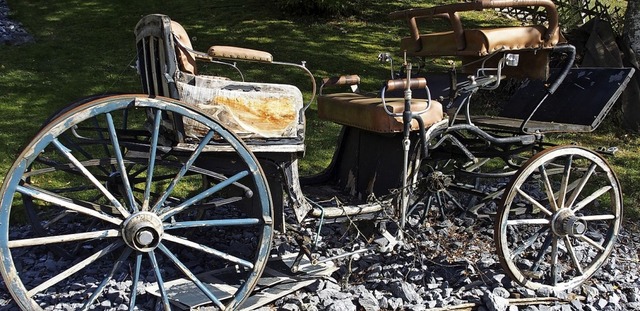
left=495, top=146, right=622, bottom=290
left=0, top=95, right=273, bottom=310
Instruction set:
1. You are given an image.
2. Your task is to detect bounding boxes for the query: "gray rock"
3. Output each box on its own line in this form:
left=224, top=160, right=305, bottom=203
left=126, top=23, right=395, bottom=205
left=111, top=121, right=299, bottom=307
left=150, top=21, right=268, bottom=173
left=387, top=297, right=404, bottom=310
left=483, top=291, right=509, bottom=311
left=306, top=279, right=325, bottom=292
left=627, top=302, right=640, bottom=309
left=352, top=285, right=379, bottom=311
left=281, top=302, right=300, bottom=311
left=571, top=298, right=585, bottom=311
left=535, top=287, right=552, bottom=298
left=378, top=296, right=389, bottom=309
left=597, top=298, right=609, bottom=309
left=627, top=287, right=640, bottom=303
left=390, top=281, right=422, bottom=303
left=609, top=292, right=621, bottom=305
left=515, top=287, right=537, bottom=298
left=492, top=287, right=510, bottom=299
left=99, top=300, right=112, bottom=308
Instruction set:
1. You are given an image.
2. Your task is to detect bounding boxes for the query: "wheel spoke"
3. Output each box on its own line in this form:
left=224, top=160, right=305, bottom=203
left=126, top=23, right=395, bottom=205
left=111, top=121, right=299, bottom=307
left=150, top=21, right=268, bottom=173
left=142, top=109, right=163, bottom=211
left=58, top=133, right=111, bottom=176
left=148, top=250, right=171, bottom=310
left=52, top=138, right=130, bottom=218
left=27, top=241, right=123, bottom=297
left=106, top=112, right=138, bottom=212
left=550, top=236, right=559, bottom=286
left=578, top=214, right=616, bottom=221
left=152, top=130, right=216, bottom=212
left=530, top=233, right=553, bottom=272
left=8, top=229, right=120, bottom=248
left=159, top=170, right=250, bottom=220
left=129, top=253, right=143, bottom=310
left=577, top=235, right=606, bottom=252
left=563, top=236, right=584, bottom=276
left=506, top=218, right=550, bottom=226
left=538, top=165, right=559, bottom=212
left=572, top=186, right=613, bottom=213
left=81, top=248, right=132, bottom=310
left=163, top=233, right=254, bottom=268
left=158, top=243, right=226, bottom=310
left=566, top=163, right=597, bottom=209
left=557, top=155, right=573, bottom=209
left=442, top=189, right=464, bottom=210
left=91, top=116, right=116, bottom=172
left=17, top=184, right=122, bottom=225
left=516, top=188, right=553, bottom=216
left=164, top=218, right=261, bottom=230
left=511, top=227, right=549, bottom=258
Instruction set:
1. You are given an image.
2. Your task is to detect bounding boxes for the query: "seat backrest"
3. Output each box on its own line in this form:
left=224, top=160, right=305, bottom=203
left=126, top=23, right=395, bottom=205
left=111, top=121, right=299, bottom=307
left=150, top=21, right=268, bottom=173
left=390, top=0, right=565, bottom=80
left=134, top=14, right=194, bottom=99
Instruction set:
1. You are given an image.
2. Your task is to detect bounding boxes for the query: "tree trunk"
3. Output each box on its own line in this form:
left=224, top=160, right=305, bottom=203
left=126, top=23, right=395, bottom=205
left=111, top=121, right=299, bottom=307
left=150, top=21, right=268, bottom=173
left=620, top=1, right=640, bottom=132
left=625, top=0, right=640, bottom=58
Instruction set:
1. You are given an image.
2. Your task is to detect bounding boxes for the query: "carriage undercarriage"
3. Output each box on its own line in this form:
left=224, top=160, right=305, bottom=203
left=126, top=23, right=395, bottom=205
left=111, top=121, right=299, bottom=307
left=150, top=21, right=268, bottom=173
left=0, top=1, right=635, bottom=310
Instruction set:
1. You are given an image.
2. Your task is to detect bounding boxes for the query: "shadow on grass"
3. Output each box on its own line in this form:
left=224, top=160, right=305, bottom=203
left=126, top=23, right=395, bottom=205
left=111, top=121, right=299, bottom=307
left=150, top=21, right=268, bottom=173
left=0, top=0, right=448, bottom=177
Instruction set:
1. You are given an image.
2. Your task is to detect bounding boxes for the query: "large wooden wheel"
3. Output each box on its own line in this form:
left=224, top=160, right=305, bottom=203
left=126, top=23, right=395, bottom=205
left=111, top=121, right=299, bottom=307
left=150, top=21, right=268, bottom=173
left=495, top=146, right=622, bottom=290
left=0, top=95, right=273, bottom=310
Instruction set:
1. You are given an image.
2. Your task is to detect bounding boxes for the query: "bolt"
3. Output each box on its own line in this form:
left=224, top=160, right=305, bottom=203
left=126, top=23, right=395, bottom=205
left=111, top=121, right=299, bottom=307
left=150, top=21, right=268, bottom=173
left=136, top=229, right=154, bottom=246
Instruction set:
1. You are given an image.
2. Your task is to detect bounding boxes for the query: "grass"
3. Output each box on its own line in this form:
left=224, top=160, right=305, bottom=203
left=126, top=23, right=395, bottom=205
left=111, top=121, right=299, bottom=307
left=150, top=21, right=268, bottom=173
left=1, top=0, right=638, bottom=218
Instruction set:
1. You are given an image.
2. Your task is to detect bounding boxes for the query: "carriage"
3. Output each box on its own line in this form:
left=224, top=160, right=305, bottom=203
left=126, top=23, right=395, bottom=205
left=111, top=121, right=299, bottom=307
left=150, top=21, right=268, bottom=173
left=0, top=0, right=634, bottom=310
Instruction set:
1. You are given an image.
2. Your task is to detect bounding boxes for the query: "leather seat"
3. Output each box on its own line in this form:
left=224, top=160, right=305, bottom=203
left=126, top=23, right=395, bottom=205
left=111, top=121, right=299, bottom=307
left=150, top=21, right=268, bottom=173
left=317, top=93, right=444, bottom=133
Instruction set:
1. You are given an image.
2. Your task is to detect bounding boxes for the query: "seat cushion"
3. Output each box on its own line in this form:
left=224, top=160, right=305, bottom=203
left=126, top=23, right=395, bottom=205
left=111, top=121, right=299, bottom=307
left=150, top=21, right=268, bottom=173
left=317, top=93, right=444, bottom=133
left=177, top=73, right=304, bottom=139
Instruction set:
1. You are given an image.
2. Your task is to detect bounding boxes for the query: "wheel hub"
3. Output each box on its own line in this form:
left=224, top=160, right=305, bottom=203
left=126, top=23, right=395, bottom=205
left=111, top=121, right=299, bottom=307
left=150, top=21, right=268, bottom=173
left=425, top=171, right=452, bottom=192
left=551, top=208, right=587, bottom=237
left=122, top=212, right=164, bottom=252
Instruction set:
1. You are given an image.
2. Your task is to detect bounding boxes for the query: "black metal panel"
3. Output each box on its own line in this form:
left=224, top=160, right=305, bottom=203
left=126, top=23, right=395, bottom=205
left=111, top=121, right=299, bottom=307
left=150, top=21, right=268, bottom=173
left=501, top=67, right=635, bottom=130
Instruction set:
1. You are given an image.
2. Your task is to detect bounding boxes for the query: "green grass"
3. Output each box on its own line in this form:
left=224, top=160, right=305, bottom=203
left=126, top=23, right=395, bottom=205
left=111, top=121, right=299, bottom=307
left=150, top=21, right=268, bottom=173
left=1, top=0, right=637, bottom=218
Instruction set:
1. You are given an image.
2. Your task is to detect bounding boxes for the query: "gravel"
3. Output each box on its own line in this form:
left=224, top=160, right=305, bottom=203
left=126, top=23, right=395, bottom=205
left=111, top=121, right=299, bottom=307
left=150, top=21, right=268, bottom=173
left=3, top=201, right=637, bottom=311
left=269, top=216, right=640, bottom=311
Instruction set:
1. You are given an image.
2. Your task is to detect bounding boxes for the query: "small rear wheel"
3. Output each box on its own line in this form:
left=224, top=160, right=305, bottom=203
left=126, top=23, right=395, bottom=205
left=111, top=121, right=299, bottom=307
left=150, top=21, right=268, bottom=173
left=495, top=146, right=622, bottom=290
left=0, top=95, right=273, bottom=310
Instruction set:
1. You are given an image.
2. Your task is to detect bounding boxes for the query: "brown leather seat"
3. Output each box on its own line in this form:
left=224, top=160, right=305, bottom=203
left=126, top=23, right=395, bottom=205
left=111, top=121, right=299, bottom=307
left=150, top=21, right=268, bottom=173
left=390, top=0, right=566, bottom=79
left=317, top=93, right=444, bottom=133
left=401, top=25, right=564, bottom=57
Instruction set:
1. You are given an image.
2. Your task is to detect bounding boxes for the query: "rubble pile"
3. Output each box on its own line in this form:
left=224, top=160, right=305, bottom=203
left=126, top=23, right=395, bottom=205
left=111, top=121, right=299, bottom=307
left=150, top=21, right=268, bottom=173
left=270, top=216, right=640, bottom=311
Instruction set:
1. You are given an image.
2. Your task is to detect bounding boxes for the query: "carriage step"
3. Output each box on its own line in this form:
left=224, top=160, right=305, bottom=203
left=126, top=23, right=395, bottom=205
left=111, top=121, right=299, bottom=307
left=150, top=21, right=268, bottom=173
left=145, top=253, right=337, bottom=310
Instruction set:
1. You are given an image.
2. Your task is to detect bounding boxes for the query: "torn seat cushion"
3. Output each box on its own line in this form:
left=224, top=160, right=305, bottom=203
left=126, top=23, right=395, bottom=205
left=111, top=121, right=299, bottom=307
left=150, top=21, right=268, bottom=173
left=317, top=93, right=444, bottom=133
left=177, top=73, right=304, bottom=139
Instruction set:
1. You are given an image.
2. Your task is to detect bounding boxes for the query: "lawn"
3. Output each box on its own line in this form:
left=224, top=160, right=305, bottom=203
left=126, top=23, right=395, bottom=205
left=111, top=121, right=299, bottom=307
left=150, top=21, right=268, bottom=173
left=1, top=0, right=638, bottom=218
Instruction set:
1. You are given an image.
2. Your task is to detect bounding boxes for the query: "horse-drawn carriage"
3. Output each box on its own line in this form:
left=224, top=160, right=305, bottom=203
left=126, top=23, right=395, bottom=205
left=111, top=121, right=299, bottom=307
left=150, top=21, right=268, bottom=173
left=0, top=0, right=633, bottom=309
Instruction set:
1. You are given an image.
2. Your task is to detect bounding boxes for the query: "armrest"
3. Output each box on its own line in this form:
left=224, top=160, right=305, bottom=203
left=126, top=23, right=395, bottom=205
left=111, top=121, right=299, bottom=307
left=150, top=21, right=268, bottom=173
left=390, top=0, right=559, bottom=53
left=207, top=46, right=273, bottom=63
